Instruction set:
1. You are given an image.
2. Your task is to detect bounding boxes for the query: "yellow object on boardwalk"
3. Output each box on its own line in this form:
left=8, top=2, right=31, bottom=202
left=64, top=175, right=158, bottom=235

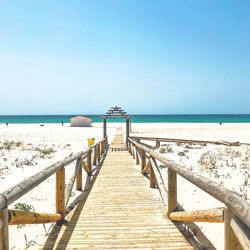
left=87, top=138, right=95, bottom=146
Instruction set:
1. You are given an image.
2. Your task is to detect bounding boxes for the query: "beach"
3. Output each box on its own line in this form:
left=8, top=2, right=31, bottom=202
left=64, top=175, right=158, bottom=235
left=0, top=122, right=249, bottom=249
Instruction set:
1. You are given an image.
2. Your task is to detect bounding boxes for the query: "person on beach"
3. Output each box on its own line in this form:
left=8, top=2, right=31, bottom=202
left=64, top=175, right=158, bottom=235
left=62, top=121, right=64, bottom=127
left=6, top=122, right=8, bottom=127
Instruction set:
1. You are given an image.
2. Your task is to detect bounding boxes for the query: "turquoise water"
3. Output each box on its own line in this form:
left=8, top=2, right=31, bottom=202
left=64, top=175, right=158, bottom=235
left=0, top=114, right=250, bottom=124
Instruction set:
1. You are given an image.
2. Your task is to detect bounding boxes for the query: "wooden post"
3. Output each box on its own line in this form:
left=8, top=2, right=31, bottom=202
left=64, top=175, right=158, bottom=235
left=136, top=147, right=139, bottom=165
left=96, top=143, right=100, bottom=164
left=87, top=150, right=92, bottom=176
left=150, top=162, right=157, bottom=188
left=99, top=142, right=102, bottom=158
left=132, top=145, right=135, bottom=159
left=156, top=140, right=160, bottom=148
left=93, top=145, right=97, bottom=166
left=141, top=150, right=146, bottom=171
left=102, top=140, right=105, bottom=154
left=224, top=209, right=235, bottom=250
left=129, top=142, right=133, bottom=155
left=0, top=207, right=9, bottom=250
left=76, top=161, right=82, bottom=191
left=103, top=119, right=107, bottom=139
left=126, top=118, right=130, bottom=147
left=128, top=141, right=131, bottom=154
left=168, top=169, right=177, bottom=216
left=56, top=168, right=65, bottom=217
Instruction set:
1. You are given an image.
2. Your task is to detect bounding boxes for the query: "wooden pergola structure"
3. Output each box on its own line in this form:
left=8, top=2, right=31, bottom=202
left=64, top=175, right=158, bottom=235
left=102, top=106, right=131, bottom=146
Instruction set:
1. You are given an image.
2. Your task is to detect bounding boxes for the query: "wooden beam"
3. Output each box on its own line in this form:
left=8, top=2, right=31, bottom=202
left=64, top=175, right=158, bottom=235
left=231, top=217, right=250, bottom=250
left=168, top=169, right=177, bottom=216
left=56, top=168, right=65, bottom=217
left=0, top=207, right=9, bottom=250
left=81, top=160, right=90, bottom=174
left=169, top=208, right=224, bottom=222
left=8, top=210, right=62, bottom=225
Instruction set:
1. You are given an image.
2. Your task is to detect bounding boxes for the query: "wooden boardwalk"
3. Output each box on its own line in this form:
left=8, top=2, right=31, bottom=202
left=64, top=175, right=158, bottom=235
left=43, top=129, right=193, bottom=249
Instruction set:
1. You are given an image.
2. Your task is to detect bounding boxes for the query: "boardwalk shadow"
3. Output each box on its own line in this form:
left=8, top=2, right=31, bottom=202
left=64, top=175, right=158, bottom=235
left=42, top=147, right=108, bottom=250
left=172, top=204, right=216, bottom=250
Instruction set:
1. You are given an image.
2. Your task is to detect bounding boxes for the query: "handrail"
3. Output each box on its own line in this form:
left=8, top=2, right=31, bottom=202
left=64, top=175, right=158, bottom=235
left=0, top=151, right=85, bottom=209
left=128, top=137, right=250, bottom=249
left=0, top=137, right=108, bottom=250
left=128, top=138, right=250, bottom=227
left=130, top=135, right=250, bottom=146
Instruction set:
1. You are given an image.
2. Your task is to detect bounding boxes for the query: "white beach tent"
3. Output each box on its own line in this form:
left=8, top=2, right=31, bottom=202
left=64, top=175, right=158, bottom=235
left=70, top=116, right=92, bottom=127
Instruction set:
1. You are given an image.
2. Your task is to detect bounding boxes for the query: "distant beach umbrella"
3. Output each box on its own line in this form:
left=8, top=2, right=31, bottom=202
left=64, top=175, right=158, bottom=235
left=70, top=116, right=92, bottom=127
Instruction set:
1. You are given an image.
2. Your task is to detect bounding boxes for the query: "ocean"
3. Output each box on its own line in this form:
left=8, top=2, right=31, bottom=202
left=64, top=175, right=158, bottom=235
left=0, top=114, right=250, bottom=124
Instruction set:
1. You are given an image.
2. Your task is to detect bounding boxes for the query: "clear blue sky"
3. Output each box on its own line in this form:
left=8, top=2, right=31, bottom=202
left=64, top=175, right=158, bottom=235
left=0, top=0, right=249, bottom=115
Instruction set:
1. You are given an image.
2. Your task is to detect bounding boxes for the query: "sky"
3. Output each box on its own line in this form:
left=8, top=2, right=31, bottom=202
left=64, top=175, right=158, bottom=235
left=0, top=0, right=250, bottom=115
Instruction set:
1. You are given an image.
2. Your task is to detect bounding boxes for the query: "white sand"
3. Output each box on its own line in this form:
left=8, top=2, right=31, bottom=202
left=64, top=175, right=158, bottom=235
left=0, top=122, right=249, bottom=249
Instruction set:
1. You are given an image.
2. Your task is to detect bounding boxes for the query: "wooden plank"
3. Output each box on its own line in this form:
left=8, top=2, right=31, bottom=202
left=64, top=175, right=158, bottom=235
left=169, top=208, right=224, bottom=222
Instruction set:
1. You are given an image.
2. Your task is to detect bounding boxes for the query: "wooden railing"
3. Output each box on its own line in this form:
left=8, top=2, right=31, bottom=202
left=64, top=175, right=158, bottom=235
left=0, top=137, right=108, bottom=250
left=130, top=135, right=250, bottom=149
left=128, top=138, right=250, bottom=250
